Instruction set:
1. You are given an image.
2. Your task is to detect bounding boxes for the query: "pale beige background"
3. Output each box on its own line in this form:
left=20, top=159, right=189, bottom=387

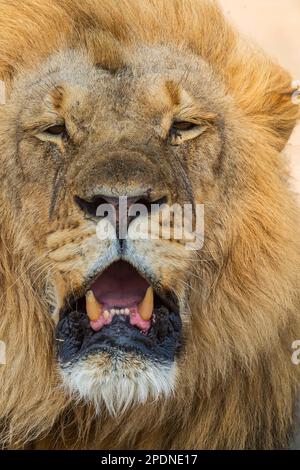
left=219, top=0, right=300, bottom=196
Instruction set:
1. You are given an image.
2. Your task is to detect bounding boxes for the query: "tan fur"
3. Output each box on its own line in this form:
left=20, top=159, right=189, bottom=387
left=0, top=0, right=299, bottom=450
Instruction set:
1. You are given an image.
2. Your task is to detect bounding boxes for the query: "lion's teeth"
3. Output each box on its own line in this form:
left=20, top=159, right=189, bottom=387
left=138, top=286, right=154, bottom=321
left=103, top=310, right=110, bottom=320
left=86, top=290, right=102, bottom=321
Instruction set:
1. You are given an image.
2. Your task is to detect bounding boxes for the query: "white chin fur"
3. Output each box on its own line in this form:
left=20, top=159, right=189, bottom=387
left=60, top=352, right=177, bottom=416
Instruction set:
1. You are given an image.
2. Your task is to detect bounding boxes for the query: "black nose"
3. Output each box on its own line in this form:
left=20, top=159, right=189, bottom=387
left=74, top=193, right=167, bottom=226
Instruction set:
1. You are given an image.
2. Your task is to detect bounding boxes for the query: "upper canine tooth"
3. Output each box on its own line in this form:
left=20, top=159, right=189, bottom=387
left=86, top=290, right=102, bottom=321
left=138, top=286, right=154, bottom=321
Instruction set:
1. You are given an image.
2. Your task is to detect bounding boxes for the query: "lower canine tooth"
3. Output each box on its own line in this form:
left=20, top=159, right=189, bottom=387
left=138, top=286, right=154, bottom=321
left=86, top=290, right=102, bottom=321
left=103, top=310, right=110, bottom=320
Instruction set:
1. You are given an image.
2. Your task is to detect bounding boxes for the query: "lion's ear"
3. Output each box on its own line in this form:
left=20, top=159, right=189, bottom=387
left=223, top=44, right=299, bottom=152
left=265, top=81, right=300, bottom=151
left=245, top=67, right=299, bottom=152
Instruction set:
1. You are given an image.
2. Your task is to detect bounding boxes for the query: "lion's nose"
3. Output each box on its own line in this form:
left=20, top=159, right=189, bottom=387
left=74, top=192, right=168, bottom=227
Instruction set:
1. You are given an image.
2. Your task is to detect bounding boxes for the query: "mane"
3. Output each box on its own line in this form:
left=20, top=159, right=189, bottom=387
left=0, top=0, right=299, bottom=449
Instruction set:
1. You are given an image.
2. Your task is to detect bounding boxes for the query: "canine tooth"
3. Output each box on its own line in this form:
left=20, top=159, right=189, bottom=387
left=138, top=286, right=154, bottom=321
left=86, top=290, right=102, bottom=321
left=103, top=310, right=110, bottom=320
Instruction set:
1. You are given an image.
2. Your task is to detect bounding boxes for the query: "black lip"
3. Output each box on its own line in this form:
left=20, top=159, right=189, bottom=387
left=56, top=303, right=182, bottom=365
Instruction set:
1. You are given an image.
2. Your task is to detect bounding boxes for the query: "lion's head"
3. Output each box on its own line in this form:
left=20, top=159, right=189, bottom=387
left=0, top=0, right=299, bottom=450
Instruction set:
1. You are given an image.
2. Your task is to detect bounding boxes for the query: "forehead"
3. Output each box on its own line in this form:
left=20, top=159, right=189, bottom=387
left=14, top=46, right=222, bottom=131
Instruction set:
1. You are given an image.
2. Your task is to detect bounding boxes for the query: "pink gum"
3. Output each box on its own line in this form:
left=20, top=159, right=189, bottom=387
left=89, top=306, right=151, bottom=333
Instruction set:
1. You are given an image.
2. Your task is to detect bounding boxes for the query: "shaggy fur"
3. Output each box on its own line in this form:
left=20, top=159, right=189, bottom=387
left=0, top=0, right=300, bottom=450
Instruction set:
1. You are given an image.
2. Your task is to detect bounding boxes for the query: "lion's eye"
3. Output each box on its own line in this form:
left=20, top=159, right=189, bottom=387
left=44, top=124, right=66, bottom=136
left=171, top=121, right=197, bottom=131
left=169, top=120, right=207, bottom=146
left=35, top=123, right=68, bottom=143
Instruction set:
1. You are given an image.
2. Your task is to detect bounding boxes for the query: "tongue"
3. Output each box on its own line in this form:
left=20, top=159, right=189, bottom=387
left=91, top=261, right=149, bottom=308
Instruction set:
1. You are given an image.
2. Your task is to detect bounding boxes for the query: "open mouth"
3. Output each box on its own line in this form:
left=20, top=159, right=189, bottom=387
left=56, top=261, right=182, bottom=365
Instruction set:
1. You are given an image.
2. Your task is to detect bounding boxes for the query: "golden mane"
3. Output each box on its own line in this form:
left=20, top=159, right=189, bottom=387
left=0, top=0, right=299, bottom=449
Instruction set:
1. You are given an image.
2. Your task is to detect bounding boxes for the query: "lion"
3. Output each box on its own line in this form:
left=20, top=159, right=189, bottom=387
left=0, top=0, right=299, bottom=450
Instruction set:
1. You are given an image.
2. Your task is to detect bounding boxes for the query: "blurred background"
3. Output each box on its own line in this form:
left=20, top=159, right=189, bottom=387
left=219, top=0, right=300, bottom=197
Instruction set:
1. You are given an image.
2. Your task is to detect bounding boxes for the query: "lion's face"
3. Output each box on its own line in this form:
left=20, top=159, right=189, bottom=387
left=4, top=45, right=228, bottom=414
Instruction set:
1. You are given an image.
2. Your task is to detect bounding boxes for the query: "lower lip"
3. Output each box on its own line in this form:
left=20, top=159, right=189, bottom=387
left=56, top=303, right=182, bottom=365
